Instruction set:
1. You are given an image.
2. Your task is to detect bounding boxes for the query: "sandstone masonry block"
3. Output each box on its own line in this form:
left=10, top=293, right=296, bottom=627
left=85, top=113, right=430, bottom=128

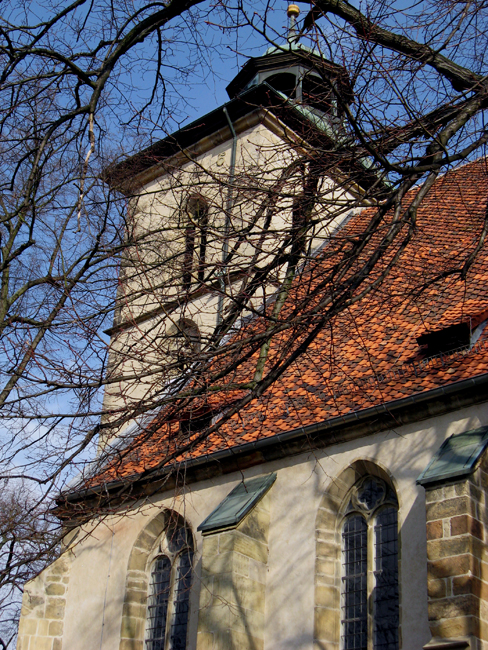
left=316, top=585, right=337, bottom=609
left=119, top=639, right=144, bottom=650
left=48, top=621, right=63, bottom=637
left=427, top=520, right=443, bottom=540
left=451, top=515, right=484, bottom=540
left=317, top=541, right=338, bottom=560
left=452, top=575, right=483, bottom=597
left=316, top=558, right=336, bottom=577
left=237, top=506, right=269, bottom=543
left=428, top=594, right=479, bottom=621
left=218, top=532, right=267, bottom=563
left=134, top=529, right=158, bottom=552
left=248, top=558, right=266, bottom=585
left=144, top=513, right=168, bottom=538
left=125, top=588, right=148, bottom=606
left=327, top=477, right=351, bottom=501
left=196, top=631, right=214, bottom=650
left=314, top=606, right=338, bottom=643
left=122, top=601, right=146, bottom=621
left=429, top=615, right=479, bottom=639
left=426, top=496, right=474, bottom=521
left=203, top=551, right=249, bottom=577
left=45, top=584, right=65, bottom=597
left=44, top=598, right=65, bottom=621
left=38, top=619, right=49, bottom=636
left=315, top=507, right=337, bottom=530
left=316, top=530, right=336, bottom=545
left=202, top=535, right=219, bottom=557
left=48, top=557, right=70, bottom=576
left=127, top=579, right=148, bottom=592
left=29, top=637, right=52, bottom=650
left=26, top=595, right=45, bottom=610
left=313, top=642, right=339, bottom=650
left=427, top=537, right=474, bottom=561
left=120, top=612, right=144, bottom=640
left=480, top=620, right=488, bottom=642
left=318, top=493, right=341, bottom=514
left=226, top=605, right=264, bottom=638
left=128, top=548, right=148, bottom=572
left=428, top=579, right=447, bottom=599
left=224, top=628, right=264, bottom=650
left=426, top=486, right=444, bottom=503
left=20, top=618, right=38, bottom=636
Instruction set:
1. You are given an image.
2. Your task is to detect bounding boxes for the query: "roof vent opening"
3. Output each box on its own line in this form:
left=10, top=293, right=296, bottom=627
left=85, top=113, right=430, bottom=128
left=179, top=411, right=213, bottom=437
left=416, top=322, right=470, bottom=356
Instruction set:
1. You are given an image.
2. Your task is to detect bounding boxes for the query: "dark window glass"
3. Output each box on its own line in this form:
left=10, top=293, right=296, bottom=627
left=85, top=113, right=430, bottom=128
left=146, top=555, right=171, bottom=650
left=170, top=550, right=194, bottom=650
left=374, top=508, right=399, bottom=650
left=342, top=515, right=368, bottom=650
left=145, top=525, right=193, bottom=650
left=341, top=481, right=399, bottom=650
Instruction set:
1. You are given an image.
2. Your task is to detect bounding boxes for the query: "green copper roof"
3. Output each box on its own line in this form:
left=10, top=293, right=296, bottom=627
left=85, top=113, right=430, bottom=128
left=417, top=425, right=488, bottom=486
left=197, top=473, right=276, bottom=534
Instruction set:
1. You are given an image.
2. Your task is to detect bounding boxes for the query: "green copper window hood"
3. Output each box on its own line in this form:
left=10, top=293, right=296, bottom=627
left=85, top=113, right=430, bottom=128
left=197, top=473, right=276, bottom=534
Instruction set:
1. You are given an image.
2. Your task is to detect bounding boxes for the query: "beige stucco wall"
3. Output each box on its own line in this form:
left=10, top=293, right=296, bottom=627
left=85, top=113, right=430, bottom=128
left=18, top=400, right=488, bottom=650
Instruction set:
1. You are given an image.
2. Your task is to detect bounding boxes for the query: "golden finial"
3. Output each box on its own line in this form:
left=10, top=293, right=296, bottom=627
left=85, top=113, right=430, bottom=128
left=287, top=4, right=300, bottom=18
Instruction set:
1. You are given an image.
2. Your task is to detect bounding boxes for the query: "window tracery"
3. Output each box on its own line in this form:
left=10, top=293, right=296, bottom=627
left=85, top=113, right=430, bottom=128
left=145, top=522, right=194, bottom=650
left=341, top=476, right=399, bottom=650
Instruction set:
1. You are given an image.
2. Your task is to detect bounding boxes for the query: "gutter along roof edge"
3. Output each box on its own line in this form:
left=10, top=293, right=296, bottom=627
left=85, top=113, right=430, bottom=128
left=62, top=371, right=488, bottom=504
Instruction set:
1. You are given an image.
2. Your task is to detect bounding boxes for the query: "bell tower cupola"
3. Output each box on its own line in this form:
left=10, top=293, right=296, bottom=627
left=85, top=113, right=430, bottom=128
left=225, top=4, right=353, bottom=127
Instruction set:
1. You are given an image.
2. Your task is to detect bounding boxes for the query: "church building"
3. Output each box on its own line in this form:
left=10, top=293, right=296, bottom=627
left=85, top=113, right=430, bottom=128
left=16, top=6, right=488, bottom=650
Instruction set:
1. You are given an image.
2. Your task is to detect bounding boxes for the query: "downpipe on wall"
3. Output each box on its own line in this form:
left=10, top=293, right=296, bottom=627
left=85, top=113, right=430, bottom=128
left=216, top=106, right=237, bottom=326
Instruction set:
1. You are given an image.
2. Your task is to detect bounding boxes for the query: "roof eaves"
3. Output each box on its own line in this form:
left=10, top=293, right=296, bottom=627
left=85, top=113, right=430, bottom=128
left=63, top=371, right=488, bottom=505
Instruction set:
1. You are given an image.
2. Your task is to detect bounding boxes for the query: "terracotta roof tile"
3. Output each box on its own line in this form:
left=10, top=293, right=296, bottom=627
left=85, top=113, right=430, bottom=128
left=89, top=158, right=488, bottom=488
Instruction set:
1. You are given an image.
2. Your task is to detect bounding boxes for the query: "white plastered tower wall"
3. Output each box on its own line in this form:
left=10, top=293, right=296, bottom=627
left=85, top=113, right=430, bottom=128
left=99, top=114, right=361, bottom=449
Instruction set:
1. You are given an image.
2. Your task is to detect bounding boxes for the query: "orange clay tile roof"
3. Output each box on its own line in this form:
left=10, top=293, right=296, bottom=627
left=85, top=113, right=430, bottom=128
left=91, top=157, right=488, bottom=487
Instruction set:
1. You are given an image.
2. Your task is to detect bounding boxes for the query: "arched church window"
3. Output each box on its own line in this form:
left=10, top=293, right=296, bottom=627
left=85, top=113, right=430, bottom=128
left=341, top=476, right=399, bottom=650
left=145, top=522, right=194, bottom=650
left=183, top=196, right=208, bottom=290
